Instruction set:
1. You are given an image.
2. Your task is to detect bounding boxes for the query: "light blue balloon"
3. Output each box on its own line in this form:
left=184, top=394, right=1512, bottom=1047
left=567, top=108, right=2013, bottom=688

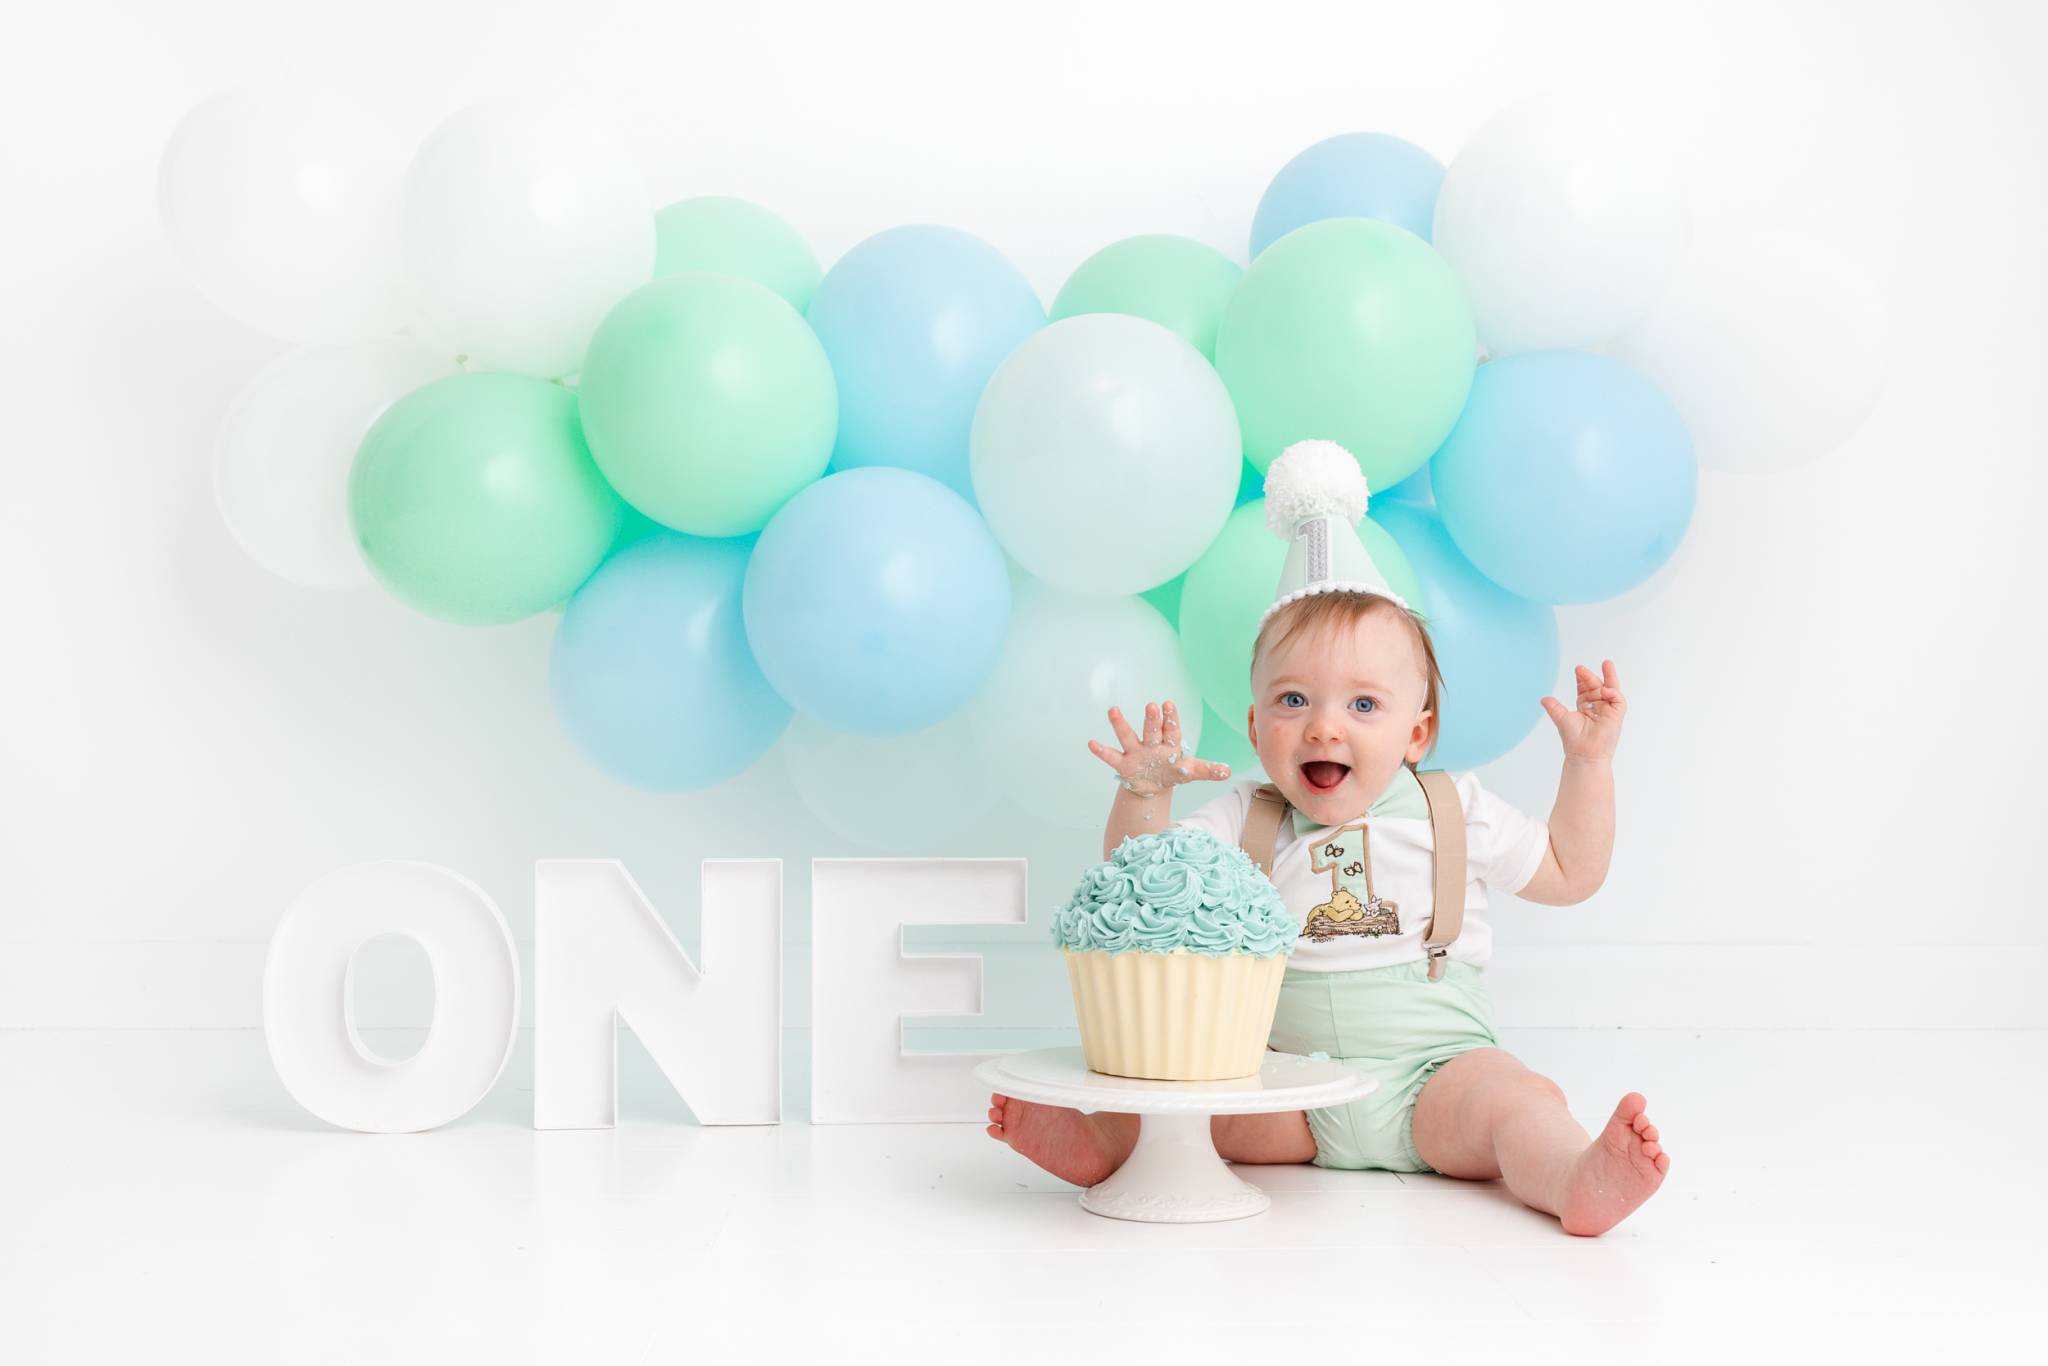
left=1378, top=459, right=1434, bottom=508
left=742, top=467, right=1010, bottom=736
left=1373, top=501, right=1558, bottom=772
left=805, top=225, right=1046, bottom=503
left=549, top=534, right=792, bottom=791
left=1250, top=132, right=1447, bottom=257
left=1432, top=351, right=1697, bottom=604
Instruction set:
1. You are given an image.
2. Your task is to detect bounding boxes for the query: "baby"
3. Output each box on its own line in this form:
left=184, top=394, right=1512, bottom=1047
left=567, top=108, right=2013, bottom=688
left=987, top=587, right=1669, bottom=1236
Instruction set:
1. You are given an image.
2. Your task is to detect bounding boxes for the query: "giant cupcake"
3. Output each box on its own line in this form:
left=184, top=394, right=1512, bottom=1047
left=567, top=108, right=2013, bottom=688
left=1050, top=825, right=1296, bottom=1081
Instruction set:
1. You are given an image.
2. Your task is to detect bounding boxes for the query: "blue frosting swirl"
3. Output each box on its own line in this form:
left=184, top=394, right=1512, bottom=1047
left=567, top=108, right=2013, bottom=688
left=1050, top=826, right=1295, bottom=957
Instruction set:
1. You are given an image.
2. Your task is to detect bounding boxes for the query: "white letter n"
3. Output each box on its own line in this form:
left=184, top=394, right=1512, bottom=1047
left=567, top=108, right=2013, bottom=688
left=534, top=859, right=781, bottom=1128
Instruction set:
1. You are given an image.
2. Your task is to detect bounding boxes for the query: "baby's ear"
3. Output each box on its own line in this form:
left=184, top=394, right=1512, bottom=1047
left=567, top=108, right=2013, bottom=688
left=1406, top=709, right=1436, bottom=764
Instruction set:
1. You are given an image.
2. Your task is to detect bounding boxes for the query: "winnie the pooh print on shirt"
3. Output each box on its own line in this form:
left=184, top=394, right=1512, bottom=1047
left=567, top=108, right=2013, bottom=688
left=1302, top=824, right=1402, bottom=941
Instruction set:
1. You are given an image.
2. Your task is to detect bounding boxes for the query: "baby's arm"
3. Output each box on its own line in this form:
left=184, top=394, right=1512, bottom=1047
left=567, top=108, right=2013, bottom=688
left=1517, top=661, right=1625, bottom=906
left=1103, top=784, right=1174, bottom=862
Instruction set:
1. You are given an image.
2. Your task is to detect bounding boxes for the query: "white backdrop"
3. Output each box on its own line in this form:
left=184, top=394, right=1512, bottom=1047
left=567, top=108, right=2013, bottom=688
left=2, top=0, right=2041, bottom=1041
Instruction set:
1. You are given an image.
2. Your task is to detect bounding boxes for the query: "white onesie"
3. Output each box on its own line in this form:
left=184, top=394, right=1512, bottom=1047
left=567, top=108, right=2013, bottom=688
left=1171, top=767, right=1550, bottom=972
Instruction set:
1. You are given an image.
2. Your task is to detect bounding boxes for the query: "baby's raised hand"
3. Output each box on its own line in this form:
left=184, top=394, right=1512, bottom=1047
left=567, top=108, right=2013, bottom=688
left=1087, top=699, right=1232, bottom=798
left=1540, top=659, right=1628, bottom=762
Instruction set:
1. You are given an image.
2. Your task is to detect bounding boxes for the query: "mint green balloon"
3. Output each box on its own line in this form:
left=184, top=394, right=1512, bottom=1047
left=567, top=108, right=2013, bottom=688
left=654, top=196, right=822, bottom=313
left=1215, top=218, right=1476, bottom=487
left=611, top=500, right=667, bottom=549
left=578, top=272, right=837, bottom=537
left=349, top=373, right=626, bottom=626
left=1177, top=500, right=1422, bottom=723
left=1050, top=234, right=1243, bottom=360
left=1139, top=573, right=1184, bottom=629
left=549, top=501, right=667, bottom=614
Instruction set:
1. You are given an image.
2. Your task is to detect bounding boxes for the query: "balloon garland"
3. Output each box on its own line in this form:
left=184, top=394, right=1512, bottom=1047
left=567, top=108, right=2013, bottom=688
left=168, top=86, right=1885, bottom=833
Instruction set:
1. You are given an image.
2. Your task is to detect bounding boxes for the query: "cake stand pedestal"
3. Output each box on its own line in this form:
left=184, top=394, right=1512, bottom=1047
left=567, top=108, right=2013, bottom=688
left=973, top=1046, right=1379, bottom=1224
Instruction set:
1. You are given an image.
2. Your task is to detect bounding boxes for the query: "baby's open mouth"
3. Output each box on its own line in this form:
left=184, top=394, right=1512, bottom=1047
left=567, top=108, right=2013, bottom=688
left=1300, top=761, right=1350, bottom=793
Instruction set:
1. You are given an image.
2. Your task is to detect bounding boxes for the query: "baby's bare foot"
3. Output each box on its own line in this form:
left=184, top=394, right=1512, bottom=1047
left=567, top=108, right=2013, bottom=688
left=1556, top=1092, right=1670, bottom=1236
left=985, top=1092, right=1132, bottom=1188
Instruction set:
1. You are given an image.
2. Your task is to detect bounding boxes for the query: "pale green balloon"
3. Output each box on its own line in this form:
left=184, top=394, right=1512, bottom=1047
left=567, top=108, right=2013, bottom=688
left=578, top=272, right=837, bottom=537
left=970, top=313, right=1239, bottom=596
left=778, top=709, right=1000, bottom=850
left=348, top=373, right=626, bottom=626
left=1215, top=218, right=1476, bottom=486
left=654, top=196, right=822, bottom=313
left=1176, top=500, right=1422, bottom=724
left=1137, top=457, right=1264, bottom=629
left=1049, top=234, right=1243, bottom=360
left=964, top=578, right=1202, bottom=831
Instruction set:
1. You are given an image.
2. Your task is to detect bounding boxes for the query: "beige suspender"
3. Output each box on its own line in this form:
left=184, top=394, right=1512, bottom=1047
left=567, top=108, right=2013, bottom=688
left=1242, top=783, right=1290, bottom=877
left=1413, top=769, right=1465, bottom=981
left=1238, top=769, right=1467, bottom=981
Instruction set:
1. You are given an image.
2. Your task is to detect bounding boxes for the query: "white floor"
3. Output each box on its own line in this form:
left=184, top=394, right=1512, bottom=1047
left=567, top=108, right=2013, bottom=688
left=4, top=1028, right=2041, bottom=1365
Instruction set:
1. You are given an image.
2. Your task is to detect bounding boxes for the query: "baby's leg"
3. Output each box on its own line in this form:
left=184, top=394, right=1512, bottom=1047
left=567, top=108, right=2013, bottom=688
left=1410, top=1048, right=1669, bottom=1236
left=986, top=1096, right=1314, bottom=1185
left=1212, top=1110, right=1317, bottom=1164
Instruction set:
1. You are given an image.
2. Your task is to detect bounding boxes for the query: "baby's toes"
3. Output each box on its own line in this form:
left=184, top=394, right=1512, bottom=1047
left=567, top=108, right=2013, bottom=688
left=1638, top=1122, right=1659, bottom=1144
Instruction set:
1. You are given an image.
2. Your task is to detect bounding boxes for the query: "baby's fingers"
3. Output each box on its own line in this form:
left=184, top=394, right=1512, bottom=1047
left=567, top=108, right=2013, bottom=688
left=1161, top=699, right=1182, bottom=749
left=1196, top=758, right=1233, bottom=781
left=1106, top=706, right=1140, bottom=751
left=1086, top=738, right=1125, bottom=773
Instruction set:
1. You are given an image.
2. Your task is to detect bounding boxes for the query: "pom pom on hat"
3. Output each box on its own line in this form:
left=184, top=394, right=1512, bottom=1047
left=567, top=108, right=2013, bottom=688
left=1255, top=437, right=1409, bottom=626
left=1264, top=439, right=1369, bottom=539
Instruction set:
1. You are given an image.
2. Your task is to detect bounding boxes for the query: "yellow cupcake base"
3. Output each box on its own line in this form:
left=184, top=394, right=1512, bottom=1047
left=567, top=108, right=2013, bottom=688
left=1063, top=947, right=1288, bottom=1081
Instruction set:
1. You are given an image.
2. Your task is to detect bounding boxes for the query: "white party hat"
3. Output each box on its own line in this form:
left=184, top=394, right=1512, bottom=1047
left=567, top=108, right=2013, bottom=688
left=1256, top=439, right=1408, bottom=633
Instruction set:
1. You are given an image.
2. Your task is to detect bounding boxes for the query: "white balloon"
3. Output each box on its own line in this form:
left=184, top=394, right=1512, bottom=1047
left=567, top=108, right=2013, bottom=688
left=778, top=710, right=1001, bottom=850
left=213, top=340, right=464, bottom=588
left=156, top=84, right=413, bottom=343
left=1433, top=94, right=1688, bottom=356
left=1603, top=227, right=1889, bottom=474
left=971, top=314, right=1240, bottom=595
left=401, top=96, right=655, bottom=379
left=964, top=576, right=1203, bottom=831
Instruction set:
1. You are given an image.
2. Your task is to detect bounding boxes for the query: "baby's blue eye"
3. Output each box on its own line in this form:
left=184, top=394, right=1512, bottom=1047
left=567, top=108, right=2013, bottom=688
left=1279, top=691, right=1377, bottom=713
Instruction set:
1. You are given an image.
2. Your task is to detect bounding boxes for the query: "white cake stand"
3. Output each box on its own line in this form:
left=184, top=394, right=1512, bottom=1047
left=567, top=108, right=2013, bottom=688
left=973, top=1046, right=1379, bottom=1223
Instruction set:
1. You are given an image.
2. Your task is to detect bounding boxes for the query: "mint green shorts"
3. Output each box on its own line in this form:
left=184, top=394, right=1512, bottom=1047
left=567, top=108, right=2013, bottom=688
left=1267, top=959, right=1500, bottom=1173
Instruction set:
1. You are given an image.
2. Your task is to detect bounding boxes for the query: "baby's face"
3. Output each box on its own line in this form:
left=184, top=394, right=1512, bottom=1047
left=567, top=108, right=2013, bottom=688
left=1246, top=610, right=1435, bottom=826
